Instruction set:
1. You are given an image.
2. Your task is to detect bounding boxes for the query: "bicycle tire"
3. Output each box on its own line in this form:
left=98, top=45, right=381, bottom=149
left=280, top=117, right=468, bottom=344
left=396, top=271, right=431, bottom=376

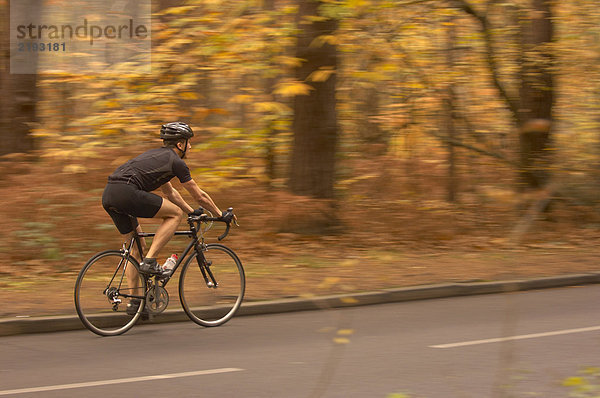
left=179, top=243, right=245, bottom=327
left=74, top=250, right=147, bottom=336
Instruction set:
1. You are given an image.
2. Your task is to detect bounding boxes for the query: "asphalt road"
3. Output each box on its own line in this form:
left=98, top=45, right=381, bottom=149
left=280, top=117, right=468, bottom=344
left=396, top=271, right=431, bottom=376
left=2, top=285, right=600, bottom=398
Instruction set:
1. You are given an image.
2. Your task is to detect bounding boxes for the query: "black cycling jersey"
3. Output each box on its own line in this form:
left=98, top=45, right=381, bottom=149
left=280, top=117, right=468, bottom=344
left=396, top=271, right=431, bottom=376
left=107, top=147, right=192, bottom=192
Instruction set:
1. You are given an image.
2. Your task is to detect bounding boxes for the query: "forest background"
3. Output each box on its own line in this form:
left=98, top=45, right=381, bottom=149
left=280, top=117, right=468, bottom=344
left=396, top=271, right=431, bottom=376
left=0, top=0, right=599, bottom=317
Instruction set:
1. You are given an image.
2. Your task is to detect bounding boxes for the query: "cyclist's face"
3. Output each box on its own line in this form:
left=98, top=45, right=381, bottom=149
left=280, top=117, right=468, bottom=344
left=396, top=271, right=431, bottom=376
left=177, top=140, right=191, bottom=158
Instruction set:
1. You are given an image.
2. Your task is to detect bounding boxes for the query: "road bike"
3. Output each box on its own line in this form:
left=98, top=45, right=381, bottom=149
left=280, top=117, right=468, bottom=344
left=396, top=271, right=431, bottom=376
left=74, top=208, right=245, bottom=336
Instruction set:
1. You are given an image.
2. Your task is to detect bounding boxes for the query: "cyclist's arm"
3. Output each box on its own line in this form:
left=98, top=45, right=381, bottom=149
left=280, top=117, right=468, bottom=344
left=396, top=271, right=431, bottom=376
left=181, top=179, right=222, bottom=217
left=161, top=182, right=194, bottom=214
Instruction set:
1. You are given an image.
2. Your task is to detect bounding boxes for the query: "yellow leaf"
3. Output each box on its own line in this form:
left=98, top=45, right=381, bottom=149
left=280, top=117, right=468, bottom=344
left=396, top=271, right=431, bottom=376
left=562, top=377, right=585, bottom=387
left=337, top=329, right=354, bottom=336
left=273, top=56, right=304, bottom=68
left=101, top=99, right=120, bottom=108
left=162, top=5, right=197, bottom=15
left=253, top=102, right=292, bottom=114
left=340, top=297, right=358, bottom=304
left=348, top=0, right=367, bottom=7
left=229, top=94, right=254, bottom=104
left=273, top=81, right=313, bottom=97
left=310, top=34, right=338, bottom=48
left=307, top=68, right=335, bottom=82
left=379, top=63, right=400, bottom=73
left=31, top=131, right=60, bottom=138
left=333, top=337, right=350, bottom=344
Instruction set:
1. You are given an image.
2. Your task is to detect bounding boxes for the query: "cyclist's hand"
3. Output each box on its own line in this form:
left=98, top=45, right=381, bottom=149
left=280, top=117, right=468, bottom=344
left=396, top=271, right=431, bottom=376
left=221, top=208, right=237, bottom=225
left=189, top=207, right=204, bottom=216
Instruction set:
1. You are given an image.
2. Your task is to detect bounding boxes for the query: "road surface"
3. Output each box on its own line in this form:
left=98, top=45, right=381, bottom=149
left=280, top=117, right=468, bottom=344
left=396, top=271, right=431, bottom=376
left=2, top=285, right=600, bottom=397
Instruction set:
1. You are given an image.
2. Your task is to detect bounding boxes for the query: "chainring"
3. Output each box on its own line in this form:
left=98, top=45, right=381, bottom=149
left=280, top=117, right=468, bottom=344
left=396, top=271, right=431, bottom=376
left=145, top=286, right=169, bottom=314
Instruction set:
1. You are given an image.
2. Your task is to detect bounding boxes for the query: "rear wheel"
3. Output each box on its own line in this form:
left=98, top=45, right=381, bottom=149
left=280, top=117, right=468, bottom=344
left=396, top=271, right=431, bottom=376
left=179, top=244, right=245, bottom=327
left=74, top=250, right=147, bottom=336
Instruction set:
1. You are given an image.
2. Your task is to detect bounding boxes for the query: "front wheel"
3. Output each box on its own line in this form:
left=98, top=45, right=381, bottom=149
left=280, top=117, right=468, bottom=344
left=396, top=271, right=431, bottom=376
left=179, top=243, right=245, bottom=327
left=74, top=250, right=147, bottom=336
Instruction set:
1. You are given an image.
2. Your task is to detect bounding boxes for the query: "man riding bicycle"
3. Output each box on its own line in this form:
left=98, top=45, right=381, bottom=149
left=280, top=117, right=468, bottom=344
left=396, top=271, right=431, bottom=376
left=102, top=122, right=231, bottom=311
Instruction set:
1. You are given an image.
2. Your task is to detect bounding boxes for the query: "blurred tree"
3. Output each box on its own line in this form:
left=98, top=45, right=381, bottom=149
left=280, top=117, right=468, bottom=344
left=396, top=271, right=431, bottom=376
left=289, top=0, right=338, bottom=199
left=0, top=1, right=38, bottom=156
left=452, top=0, right=555, bottom=189
left=445, top=17, right=458, bottom=202
left=517, top=0, right=554, bottom=189
left=263, top=0, right=280, bottom=188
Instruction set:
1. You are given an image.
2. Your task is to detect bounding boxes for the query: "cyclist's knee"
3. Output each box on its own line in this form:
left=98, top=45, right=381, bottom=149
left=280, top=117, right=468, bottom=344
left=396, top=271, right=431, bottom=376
left=165, top=204, right=183, bottom=220
left=173, top=206, right=184, bottom=218
left=157, top=199, right=183, bottom=219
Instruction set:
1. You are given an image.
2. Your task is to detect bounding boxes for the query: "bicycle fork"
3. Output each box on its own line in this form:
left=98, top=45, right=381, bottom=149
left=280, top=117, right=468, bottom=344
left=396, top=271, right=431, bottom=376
left=196, top=247, right=218, bottom=289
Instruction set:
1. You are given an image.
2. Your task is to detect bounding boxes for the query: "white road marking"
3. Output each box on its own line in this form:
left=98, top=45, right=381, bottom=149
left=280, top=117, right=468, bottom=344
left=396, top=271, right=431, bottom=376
left=0, top=368, right=243, bottom=396
left=430, top=325, right=600, bottom=349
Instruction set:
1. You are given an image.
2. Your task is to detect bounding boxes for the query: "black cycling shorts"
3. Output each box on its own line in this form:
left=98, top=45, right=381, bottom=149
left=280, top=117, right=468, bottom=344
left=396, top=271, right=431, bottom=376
left=102, top=183, right=163, bottom=234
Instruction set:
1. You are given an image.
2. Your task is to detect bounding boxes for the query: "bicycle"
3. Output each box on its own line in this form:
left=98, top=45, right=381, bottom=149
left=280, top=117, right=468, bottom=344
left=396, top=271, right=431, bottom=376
left=74, top=207, right=245, bottom=336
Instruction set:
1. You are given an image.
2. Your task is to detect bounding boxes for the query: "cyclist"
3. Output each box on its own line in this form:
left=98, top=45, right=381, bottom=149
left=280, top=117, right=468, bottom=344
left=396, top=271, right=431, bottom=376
left=101, top=122, right=230, bottom=312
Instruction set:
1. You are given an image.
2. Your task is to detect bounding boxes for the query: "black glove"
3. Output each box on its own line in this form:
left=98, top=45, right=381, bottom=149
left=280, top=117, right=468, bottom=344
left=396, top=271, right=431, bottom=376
left=189, top=207, right=204, bottom=216
left=221, top=208, right=234, bottom=223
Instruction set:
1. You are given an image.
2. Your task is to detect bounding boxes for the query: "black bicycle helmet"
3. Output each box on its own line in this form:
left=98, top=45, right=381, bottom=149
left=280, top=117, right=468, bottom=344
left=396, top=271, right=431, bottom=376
left=160, top=122, right=194, bottom=141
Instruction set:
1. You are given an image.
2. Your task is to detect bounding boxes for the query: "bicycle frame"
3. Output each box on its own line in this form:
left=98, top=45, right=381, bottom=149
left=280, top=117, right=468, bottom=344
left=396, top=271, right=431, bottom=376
left=122, top=224, right=217, bottom=289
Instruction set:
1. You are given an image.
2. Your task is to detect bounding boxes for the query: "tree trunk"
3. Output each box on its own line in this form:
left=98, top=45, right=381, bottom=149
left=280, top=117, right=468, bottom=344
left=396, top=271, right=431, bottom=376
left=289, top=0, right=338, bottom=199
left=0, top=1, right=38, bottom=156
left=264, top=0, right=278, bottom=188
left=517, top=0, right=554, bottom=189
left=452, top=0, right=555, bottom=190
left=445, top=18, right=458, bottom=203
left=357, top=85, right=385, bottom=154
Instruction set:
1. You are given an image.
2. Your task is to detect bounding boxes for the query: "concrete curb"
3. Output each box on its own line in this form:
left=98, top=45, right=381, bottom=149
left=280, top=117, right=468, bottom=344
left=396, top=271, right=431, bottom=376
left=2, top=273, right=600, bottom=337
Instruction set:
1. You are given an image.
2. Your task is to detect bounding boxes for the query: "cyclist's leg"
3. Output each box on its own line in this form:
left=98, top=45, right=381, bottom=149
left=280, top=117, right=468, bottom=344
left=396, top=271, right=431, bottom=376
left=124, top=223, right=146, bottom=296
left=125, top=223, right=147, bottom=262
left=103, top=185, right=148, bottom=294
left=103, top=183, right=181, bottom=271
left=146, top=199, right=183, bottom=259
